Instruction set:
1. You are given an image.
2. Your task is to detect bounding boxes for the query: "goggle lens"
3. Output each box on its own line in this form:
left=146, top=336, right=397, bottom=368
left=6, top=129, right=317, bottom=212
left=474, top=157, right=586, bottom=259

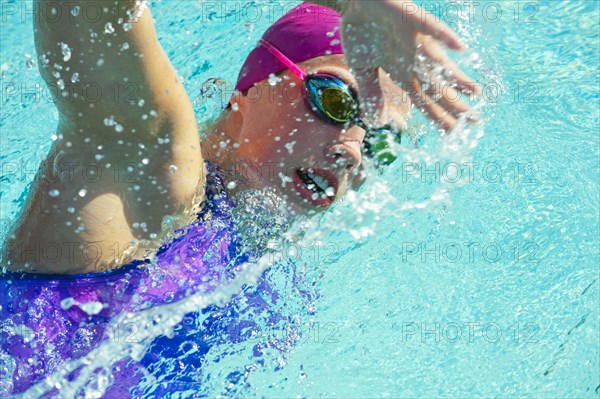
left=305, top=74, right=402, bottom=167
left=319, top=87, right=356, bottom=123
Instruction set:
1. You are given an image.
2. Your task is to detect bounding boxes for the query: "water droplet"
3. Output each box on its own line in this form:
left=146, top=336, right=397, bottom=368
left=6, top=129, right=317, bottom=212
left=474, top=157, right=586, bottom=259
left=70, top=5, right=80, bottom=16
left=57, top=79, right=65, bottom=90
left=49, top=189, right=60, bottom=197
left=24, top=54, right=35, bottom=70
left=231, top=102, right=239, bottom=112
left=168, top=165, right=178, bottom=174
left=137, top=99, right=145, bottom=107
left=268, top=74, right=282, bottom=86
left=141, top=158, right=149, bottom=165
left=120, top=42, right=130, bottom=51
left=96, top=58, right=104, bottom=67
left=284, top=141, right=296, bottom=154
left=115, top=124, right=124, bottom=133
left=58, top=42, right=71, bottom=62
left=67, top=207, right=75, bottom=213
left=60, top=297, right=75, bottom=310
left=78, top=189, right=87, bottom=197
left=104, top=22, right=115, bottom=34
left=161, top=215, right=174, bottom=231
left=79, top=301, right=104, bottom=315
left=227, top=181, right=237, bottom=190
left=95, top=154, right=105, bottom=161
left=149, top=233, right=157, bottom=239
left=71, top=72, right=79, bottom=83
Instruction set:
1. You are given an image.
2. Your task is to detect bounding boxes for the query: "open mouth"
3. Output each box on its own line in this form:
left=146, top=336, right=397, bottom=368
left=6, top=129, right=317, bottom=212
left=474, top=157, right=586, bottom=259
left=292, top=168, right=339, bottom=207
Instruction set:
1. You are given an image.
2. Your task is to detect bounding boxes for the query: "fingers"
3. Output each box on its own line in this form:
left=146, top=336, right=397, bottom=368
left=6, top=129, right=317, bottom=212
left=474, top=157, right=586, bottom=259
left=353, top=67, right=387, bottom=125
left=420, top=37, right=482, bottom=96
left=410, top=76, right=458, bottom=131
left=398, top=2, right=464, bottom=50
left=424, top=83, right=471, bottom=117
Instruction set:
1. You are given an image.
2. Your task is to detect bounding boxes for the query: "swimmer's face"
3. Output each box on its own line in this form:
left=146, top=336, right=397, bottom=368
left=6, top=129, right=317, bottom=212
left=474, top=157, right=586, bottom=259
left=221, top=55, right=410, bottom=214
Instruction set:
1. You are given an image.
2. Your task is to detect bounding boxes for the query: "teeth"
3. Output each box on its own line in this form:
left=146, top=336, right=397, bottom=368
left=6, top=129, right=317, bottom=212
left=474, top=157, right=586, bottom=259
left=308, top=173, right=330, bottom=192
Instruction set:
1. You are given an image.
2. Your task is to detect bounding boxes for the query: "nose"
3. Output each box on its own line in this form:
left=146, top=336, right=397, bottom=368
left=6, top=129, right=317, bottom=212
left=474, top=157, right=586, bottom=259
left=326, top=137, right=363, bottom=173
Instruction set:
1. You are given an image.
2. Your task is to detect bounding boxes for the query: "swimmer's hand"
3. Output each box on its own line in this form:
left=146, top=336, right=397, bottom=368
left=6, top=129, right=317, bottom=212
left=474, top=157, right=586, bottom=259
left=335, top=0, right=482, bottom=131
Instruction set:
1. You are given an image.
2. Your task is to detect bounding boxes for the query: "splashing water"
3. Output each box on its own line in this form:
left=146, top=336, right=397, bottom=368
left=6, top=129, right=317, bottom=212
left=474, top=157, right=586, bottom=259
left=1, top=0, right=597, bottom=397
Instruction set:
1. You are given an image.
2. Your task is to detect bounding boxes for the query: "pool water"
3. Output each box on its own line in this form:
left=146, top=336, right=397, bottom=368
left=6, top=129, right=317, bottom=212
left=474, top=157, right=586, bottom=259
left=1, top=0, right=598, bottom=397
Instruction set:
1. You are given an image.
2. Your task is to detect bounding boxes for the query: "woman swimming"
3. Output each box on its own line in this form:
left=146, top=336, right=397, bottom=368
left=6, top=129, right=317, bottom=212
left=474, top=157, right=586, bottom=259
left=0, top=0, right=480, bottom=395
left=2, top=0, right=479, bottom=275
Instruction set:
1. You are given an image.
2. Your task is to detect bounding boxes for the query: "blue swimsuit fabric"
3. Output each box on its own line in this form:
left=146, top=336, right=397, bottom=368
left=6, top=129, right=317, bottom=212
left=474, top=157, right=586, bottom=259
left=0, top=161, right=299, bottom=397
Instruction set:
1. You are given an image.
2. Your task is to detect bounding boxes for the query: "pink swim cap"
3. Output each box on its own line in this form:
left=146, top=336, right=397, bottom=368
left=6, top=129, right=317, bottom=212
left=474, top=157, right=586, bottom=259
left=235, top=2, right=344, bottom=92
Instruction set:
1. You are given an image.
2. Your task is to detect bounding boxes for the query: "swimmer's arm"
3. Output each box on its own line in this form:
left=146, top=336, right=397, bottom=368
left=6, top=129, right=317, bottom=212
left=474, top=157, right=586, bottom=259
left=4, top=1, right=204, bottom=274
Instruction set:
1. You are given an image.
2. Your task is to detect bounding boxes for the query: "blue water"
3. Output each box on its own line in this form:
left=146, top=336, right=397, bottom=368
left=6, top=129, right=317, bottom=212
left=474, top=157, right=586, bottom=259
left=1, top=0, right=599, bottom=397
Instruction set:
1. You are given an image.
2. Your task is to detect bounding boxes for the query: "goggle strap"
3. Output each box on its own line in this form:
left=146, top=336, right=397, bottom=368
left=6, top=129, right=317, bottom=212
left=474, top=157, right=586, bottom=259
left=259, top=39, right=307, bottom=81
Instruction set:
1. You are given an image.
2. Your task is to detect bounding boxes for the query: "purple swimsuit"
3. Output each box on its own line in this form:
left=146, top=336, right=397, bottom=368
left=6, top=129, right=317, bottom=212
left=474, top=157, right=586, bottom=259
left=0, top=162, right=283, bottom=397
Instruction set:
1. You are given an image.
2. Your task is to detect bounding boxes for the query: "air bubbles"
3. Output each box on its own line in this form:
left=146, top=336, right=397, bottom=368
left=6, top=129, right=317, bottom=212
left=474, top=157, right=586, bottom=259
left=96, top=58, right=104, bottom=67
left=231, top=102, right=239, bottom=112
left=71, top=72, right=79, bottom=83
left=78, top=189, right=87, bottom=197
left=48, top=189, right=60, bottom=197
left=70, top=5, right=80, bottom=16
left=67, top=207, right=75, bottom=213
left=121, top=42, right=130, bottom=51
left=115, top=124, right=124, bottom=133
left=168, top=165, right=178, bottom=174
left=141, top=158, right=149, bottom=165
left=227, top=181, right=237, bottom=190
left=137, top=99, right=145, bottom=107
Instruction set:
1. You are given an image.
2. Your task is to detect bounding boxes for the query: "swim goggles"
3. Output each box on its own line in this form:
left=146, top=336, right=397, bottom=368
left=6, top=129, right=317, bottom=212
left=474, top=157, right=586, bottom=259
left=259, top=39, right=401, bottom=166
